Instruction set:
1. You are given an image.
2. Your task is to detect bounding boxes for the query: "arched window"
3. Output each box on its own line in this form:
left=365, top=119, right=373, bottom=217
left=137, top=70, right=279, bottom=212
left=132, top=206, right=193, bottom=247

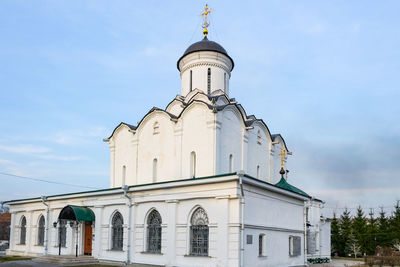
left=122, top=165, right=126, bottom=186
left=153, top=159, right=158, bottom=182
left=257, top=165, right=260, bottom=179
left=229, top=154, right=233, bottom=172
left=190, top=151, right=196, bottom=178
left=190, top=70, right=193, bottom=91
left=207, top=68, right=211, bottom=94
left=259, top=234, right=266, bottom=256
left=111, top=212, right=124, bottom=251
left=190, top=207, right=209, bottom=256
left=224, top=72, right=226, bottom=91
left=20, top=216, right=26, bottom=245
left=37, top=215, right=45, bottom=246
left=59, top=220, right=66, bottom=247
left=147, top=210, right=162, bottom=253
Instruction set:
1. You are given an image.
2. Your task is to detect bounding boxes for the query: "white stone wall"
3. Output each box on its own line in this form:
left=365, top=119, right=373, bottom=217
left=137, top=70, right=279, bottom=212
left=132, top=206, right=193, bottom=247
left=242, top=183, right=306, bottom=267
left=109, top=94, right=289, bottom=188
left=6, top=176, right=314, bottom=267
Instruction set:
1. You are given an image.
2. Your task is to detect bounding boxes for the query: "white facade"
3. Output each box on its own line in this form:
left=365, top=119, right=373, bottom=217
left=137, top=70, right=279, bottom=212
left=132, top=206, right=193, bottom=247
left=5, top=34, right=330, bottom=267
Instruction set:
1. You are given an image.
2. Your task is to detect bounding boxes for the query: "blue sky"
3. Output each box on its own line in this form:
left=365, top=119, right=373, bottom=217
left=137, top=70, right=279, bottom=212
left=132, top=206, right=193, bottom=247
left=0, top=0, right=399, bottom=217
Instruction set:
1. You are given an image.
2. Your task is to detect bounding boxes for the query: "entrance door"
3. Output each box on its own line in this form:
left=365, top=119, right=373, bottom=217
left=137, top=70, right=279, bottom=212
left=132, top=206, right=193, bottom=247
left=84, top=223, right=92, bottom=255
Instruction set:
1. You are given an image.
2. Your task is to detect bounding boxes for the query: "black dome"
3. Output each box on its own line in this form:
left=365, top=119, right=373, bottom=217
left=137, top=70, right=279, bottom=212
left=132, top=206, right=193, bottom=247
left=177, top=37, right=234, bottom=70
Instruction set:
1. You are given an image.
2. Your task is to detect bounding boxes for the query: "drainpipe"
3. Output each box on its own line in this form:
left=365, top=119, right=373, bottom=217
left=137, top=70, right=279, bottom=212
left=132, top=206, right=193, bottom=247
left=238, top=171, right=245, bottom=267
left=123, top=185, right=132, bottom=264
left=41, top=196, right=49, bottom=255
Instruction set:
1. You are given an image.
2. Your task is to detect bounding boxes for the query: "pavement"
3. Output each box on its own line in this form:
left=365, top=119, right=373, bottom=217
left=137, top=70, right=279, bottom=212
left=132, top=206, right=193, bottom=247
left=0, top=260, right=162, bottom=267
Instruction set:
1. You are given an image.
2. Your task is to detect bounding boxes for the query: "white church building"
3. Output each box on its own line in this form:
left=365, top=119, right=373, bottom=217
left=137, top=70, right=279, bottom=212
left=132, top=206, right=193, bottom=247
left=5, top=8, right=331, bottom=267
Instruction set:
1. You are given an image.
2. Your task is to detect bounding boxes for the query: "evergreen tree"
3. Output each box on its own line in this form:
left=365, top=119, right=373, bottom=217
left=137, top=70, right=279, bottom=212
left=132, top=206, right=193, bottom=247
left=391, top=201, right=400, bottom=246
left=377, top=207, right=391, bottom=247
left=331, top=212, right=340, bottom=256
left=352, top=206, right=367, bottom=255
left=339, top=208, right=352, bottom=256
left=366, top=209, right=378, bottom=255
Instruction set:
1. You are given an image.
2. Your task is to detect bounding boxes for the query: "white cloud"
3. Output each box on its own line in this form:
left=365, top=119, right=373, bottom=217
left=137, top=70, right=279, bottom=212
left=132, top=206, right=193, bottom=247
left=50, top=126, right=107, bottom=145
left=0, top=144, right=50, bottom=154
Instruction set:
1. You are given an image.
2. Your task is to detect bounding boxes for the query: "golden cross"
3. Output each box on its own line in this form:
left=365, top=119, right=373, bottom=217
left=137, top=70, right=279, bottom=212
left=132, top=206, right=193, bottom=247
left=278, top=149, right=286, bottom=168
left=201, top=4, right=212, bottom=37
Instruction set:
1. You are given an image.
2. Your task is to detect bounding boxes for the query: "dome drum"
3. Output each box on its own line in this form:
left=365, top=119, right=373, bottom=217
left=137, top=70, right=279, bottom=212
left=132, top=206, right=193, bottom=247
left=178, top=38, right=234, bottom=97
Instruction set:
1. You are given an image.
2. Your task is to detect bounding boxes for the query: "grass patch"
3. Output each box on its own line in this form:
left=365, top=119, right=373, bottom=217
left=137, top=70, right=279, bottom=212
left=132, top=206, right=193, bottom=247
left=0, top=256, right=32, bottom=262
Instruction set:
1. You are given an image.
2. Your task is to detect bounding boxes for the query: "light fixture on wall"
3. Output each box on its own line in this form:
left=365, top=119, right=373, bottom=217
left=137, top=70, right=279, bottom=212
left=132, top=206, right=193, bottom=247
left=53, top=222, right=57, bottom=228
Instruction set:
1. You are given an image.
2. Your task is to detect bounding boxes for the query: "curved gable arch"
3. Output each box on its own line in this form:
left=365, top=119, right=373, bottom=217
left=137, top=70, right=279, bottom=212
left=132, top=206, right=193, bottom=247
left=165, top=98, right=184, bottom=115
left=179, top=100, right=212, bottom=119
left=107, top=122, right=136, bottom=141
left=251, top=120, right=272, bottom=143
left=219, top=105, right=247, bottom=129
left=136, top=109, right=175, bottom=135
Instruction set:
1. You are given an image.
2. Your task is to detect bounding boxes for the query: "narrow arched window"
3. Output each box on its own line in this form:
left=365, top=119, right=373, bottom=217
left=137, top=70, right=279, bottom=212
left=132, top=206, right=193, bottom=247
left=153, top=158, right=158, bottom=182
left=111, top=212, right=124, bottom=251
left=207, top=68, right=211, bottom=94
left=257, top=165, right=260, bottom=179
left=38, top=215, right=45, bottom=246
left=20, top=216, right=26, bottom=245
left=259, top=234, right=266, bottom=256
left=224, top=73, right=226, bottom=91
left=190, top=70, right=193, bottom=91
left=122, top=165, right=126, bottom=186
left=190, top=207, right=209, bottom=256
left=147, top=210, right=162, bottom=253
left=59, top=220, right=66, bottom=247
left=229, top=154, right=233, bottom=172
left=190, top=151, right=196, bottom=178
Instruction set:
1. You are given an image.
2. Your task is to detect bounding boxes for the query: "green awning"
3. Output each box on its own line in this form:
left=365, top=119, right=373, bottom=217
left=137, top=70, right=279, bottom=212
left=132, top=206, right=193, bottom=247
left=275, top=177, right=310, bottom=198
left=58, top=205, right=95, bottom=222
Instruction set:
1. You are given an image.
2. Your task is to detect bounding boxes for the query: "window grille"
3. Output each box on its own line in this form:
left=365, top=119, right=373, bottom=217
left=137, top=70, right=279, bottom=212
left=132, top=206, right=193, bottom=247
left=147, top=210, right=162, bottom=253
left=190, top=207, right=209, bottom=256
left=20, top=216, right=26, bottom=245
left=207, top=68, right=211, bottom=94
left=111, top=212, right=124, bottom=251
left=38, top=215, right=45, bottom=246
left=59, top=220, right=66, bottom=247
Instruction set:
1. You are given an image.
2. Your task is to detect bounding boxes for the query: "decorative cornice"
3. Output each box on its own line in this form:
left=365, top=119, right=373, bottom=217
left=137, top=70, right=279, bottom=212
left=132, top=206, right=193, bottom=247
left=180, top=61, right=231, bottom=76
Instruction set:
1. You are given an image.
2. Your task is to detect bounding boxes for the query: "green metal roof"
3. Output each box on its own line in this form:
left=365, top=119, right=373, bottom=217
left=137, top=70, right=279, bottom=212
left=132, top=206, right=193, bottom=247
left=59, top=205, right=95, bottom=222
left=275, top=177, right=310, bottom=198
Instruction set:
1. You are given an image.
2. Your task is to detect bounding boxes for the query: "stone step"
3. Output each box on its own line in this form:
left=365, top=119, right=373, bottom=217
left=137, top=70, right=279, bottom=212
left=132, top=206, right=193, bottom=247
left=34, top=255, right=98, bottom=264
